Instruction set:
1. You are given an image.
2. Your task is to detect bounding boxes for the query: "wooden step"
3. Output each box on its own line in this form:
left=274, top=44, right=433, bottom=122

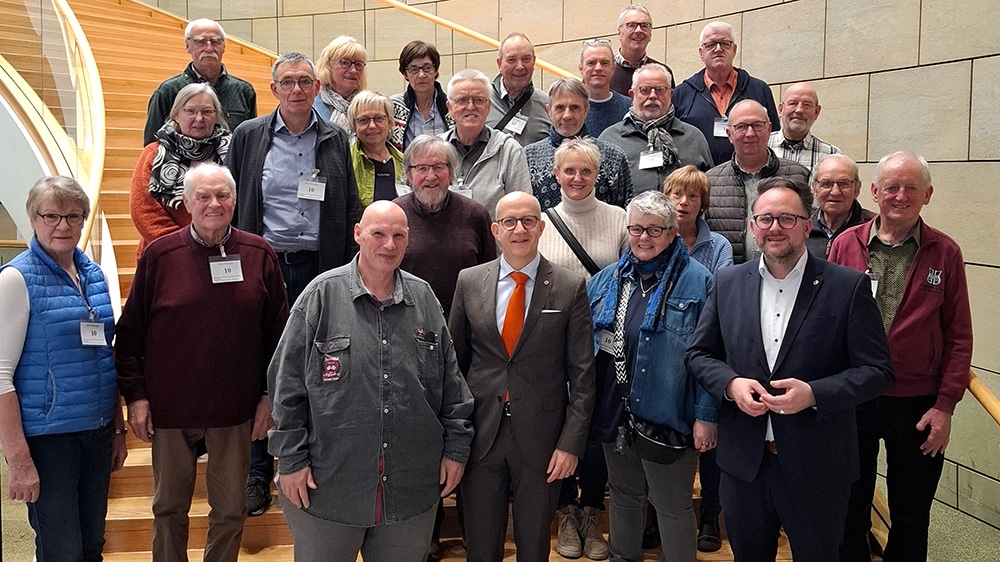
left=103, top=545, right=295, bottom=561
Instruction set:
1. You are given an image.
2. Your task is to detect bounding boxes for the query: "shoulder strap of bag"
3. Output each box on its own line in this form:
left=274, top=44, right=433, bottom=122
left=545, top=208, right=601, bottom=276
left=493, top=88, right=533, bottom=131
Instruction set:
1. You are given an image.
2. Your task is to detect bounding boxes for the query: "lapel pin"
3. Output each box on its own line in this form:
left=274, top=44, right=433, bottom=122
left=543, top=280, right=550, bottom=286
left=813, top=280, right=819, bottom=286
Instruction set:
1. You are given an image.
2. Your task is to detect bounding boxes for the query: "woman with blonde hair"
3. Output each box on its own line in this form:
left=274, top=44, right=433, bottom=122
left=314, top=35, right=369, bottom=129
left=347, top=91, right=405, bottom=207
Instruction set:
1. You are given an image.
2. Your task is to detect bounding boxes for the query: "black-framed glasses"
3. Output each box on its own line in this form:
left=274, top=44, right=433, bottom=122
left=731, top=121, right=768, bottom=134
left=497, top=216, right=540, bottom=231
left=627, top=224, right=667, bottom=238
left=620, top=22, right=652, bottom=32
left=701, top=40, right=734, bottom=51
left=752, top=213, right=809, bottom=229
left=37, top=212, right=85, bottom=227
left=815, top=179, right=857, bottom=191
left=276, top=77, right=315, bottom=91
left=337, top=59, right=366, bottom=71
left=405, top=64, right=435, bottom=76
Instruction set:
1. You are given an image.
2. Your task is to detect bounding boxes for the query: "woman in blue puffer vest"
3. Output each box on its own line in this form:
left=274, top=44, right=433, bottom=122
left=0, top=176, right=126, bottom=561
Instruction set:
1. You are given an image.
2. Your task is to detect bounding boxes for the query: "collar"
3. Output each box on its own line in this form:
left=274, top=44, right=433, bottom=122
left=411, top=190, right=452, bottom=216
left=186, top=62, right=228, bottom=82
left=496, top=76, right=533, bottom=103
left=447, top=125, right=491, bottom=148
left=556, top=189, right=598, bottom=215
left=615, top=50, right=648, bottom=69
left=758, top=248, right=808, bottom=282
left=349, top=255, right=408, bottom=306
left=869, top=217, right=922, bottom=247
left=780, top=132, right=814, bottom=150
left=704, top=68, right=737, bottom=91
left=273, top=107, right=318, bottom=134
left=189, top=224, right=233, bottom=249
left=499, top=252, right=541, bottom=283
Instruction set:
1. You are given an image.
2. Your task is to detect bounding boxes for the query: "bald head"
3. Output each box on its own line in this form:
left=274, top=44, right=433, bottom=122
left=492, top=192, right=545, bottom=269
left=355, top=201, right=409, bottom=279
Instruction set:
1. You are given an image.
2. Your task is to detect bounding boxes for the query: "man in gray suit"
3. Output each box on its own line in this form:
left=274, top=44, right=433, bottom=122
left=449, top=191, right=596, bottom=561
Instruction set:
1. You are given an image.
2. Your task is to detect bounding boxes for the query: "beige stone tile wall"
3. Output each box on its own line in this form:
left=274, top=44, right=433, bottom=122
left=153, top=0, right=1000, bottom=527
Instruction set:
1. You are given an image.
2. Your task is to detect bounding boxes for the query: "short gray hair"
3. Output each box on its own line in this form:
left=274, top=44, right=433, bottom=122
left=627, top=190, right=677, bottom=230
left=183, top=163, right=236, bottom=203
left=185, top=19, right=225, bottom=41
left=447, top=69, right=491, bottom=99
left=631, top=62, right=673, bottom=90
left=617, top=5, right=652, bottom=27
left=699, top=21, right=735, bottom=44
left=271, top=52, right=317, bottom=81
left=810, top=154, right=860, bottom=187
left=168, top=83, right=229, bottom=132
left=547, top=78, right=590, bottom=107
left=873, top=151, right=932, bottom=186
left=403, top=135, right=459, bottom=185
left=26, top=176, right=89, bottom=219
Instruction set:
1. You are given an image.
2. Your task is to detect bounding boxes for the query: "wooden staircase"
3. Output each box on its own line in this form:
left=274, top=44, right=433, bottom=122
left=65, top=0, right=277, bottom=300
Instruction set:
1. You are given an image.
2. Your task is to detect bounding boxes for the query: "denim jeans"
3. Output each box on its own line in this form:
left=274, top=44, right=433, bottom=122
left=25, top=424, right=113, bottom=562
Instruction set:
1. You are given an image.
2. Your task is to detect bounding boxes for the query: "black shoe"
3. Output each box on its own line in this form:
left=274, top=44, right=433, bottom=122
left=246, top=480, right=271, bottom=517
left=426, top=539, right=441, bottom=562
left=641, top=517, right=660, bottom=549
left=697, top=519, right=722, bottom=552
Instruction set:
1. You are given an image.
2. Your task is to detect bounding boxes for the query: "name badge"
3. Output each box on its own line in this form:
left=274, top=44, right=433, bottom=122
left=598, top=329, right=615, bottom=355
left=209, top=255, right=244, bottom=284
left=298, top=177, right=326, bottom=201
left=504, top=112, right=528, bottom=135
left=395, top=183, right=412, bottom=197
left=639, top=150, right=664, bottom=170
left=713, top=117, right=728, bottom=137
left=80, top=321, right=106, bottom=346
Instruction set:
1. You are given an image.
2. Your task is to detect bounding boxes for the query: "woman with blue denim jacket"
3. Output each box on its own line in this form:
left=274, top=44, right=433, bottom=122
left=586, top=190, right=717, bottom=562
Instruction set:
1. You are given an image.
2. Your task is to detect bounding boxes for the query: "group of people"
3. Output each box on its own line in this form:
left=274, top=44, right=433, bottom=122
left=0, top=4, right=973, bottom=562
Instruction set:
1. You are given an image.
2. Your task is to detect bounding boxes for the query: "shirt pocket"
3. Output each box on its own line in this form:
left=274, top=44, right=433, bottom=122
left=312, top=336, right=350, bottom=386
left=663, top=298, right=700, bottom=336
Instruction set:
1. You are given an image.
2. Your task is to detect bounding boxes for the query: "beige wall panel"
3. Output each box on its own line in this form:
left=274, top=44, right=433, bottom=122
left=156, top=0, right=187, bottom=18
left=283, top=1, right=345, bottom=17
left=277, top=16, right=315, bottom=58
left=741, top=0, right=824, bottom=84
left=642, top=0, right=705, bottom=27
left=313, top=11, right=367, bottom=60
left=968, top=268, right=1000, bottom=373
left=562, top=0, right=630, bottom=41
left=915, top=163, right=1000, bottom=267
left=958, top=467, right=1000, bottom=528
left=920, top=0, right=1000, bottom=64
left=221, top=0, right=278, bottom=20
left=868, top=62, right=971, bottom=162
left=664, top=16, right=742, bottom=86
left=252, top=17, right=279, bottom=52
left=344, top=0, right=365, bottom=10
left=971, top=56, right=1000, bottom=160
left=437, top=0, right=499, bottom=56
left=646, top=27, right=668, bottom=71
left=497, top=0, right=563, bottom=46
left=464, top=50, right=498, bottom=78
left=220, top=19, right=253, bottom=43
left=435, top=25, right=454, bottom=56
left=936, top=460, right=959, bottom=507
left=371, top=7, right=438, bottom=61
left=535, top=42, right=580, bottom=82
left=188, top=0, right=222, bottom=20
left=805, top=74, right=869, bottom=161
left=705, top=0, right=782, bottom=19
left=825, top=0, right=918, bottom=76
left=367, top=60, right=401, bottom=94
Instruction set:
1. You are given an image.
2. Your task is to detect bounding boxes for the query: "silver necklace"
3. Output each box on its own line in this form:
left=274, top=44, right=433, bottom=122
left=638, top=276, right=656, bottom=297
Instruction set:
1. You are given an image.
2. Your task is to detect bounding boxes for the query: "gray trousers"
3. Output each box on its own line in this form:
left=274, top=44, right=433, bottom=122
left=278, top=490, right=436, bottom=562
left=603, top=442, right=698, bottom=562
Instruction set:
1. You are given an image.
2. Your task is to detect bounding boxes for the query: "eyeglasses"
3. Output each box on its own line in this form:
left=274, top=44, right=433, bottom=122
left=620, top=22, right=652, bottom=32
left=752, top=213, right=809, bottom=229
left=701, top=40, right=734, bottom=51
left=37, top=212, right=85, bottom=227
left=336, top=59, right=366, bottom=71
left=405, top=64, right=436, bottom=76
left=450, top=96, right=488, bottom=108
left=627, top=224, right=667, bottom=238
left=355, top=115, right=388, bottom=127
left=276, top=77, right=316, bottom=91
left=408, top=163, right=449, bottom=175
left=636, top=85, right=669, bottom=97
left=816, top=179, right=857, bottom=191
left=188, top=37, right=224, bottom=48
left=583, top=38, right=612, bottom=47
left=731, top=121, right=768, bottom=134
left=181, top=108, right=217, bottom=119
left=497, top=216, right=540, bottom=231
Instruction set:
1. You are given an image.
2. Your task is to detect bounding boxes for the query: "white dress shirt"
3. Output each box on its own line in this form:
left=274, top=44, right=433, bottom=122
left=495, top=253, right=541, bottom=335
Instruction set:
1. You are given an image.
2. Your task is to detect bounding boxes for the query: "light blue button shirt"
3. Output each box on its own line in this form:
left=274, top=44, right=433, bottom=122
left=261, top=110, right=321, bottom=252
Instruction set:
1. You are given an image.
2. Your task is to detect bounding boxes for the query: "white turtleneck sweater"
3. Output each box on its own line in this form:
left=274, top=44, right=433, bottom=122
left=537, top=188, right=629, bottom=280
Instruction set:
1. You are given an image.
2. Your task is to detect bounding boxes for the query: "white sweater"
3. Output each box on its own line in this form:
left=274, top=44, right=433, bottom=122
left=537, top=189, right=629, bottom=280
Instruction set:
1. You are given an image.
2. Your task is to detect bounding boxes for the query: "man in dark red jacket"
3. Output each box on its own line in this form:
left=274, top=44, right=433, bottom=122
left=829, top=151, right=973, bottom=562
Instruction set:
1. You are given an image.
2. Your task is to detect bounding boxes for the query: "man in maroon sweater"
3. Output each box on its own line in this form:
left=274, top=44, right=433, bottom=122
left=829, top=151, right=973, bottom=562
left=116, top=163, right=289, bottom=562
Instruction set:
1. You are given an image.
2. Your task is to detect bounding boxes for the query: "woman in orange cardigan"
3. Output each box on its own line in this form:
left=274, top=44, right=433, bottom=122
left=130, top=83, right=231, bottom=257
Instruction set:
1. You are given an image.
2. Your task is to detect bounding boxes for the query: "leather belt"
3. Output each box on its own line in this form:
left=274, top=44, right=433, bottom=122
left=765, top=440, right=778, bottom=455
left=275, top=250, right=318, bottom=265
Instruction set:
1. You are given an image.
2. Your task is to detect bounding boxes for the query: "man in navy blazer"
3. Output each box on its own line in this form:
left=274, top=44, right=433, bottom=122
left=685, top=176, right=893, bottom=562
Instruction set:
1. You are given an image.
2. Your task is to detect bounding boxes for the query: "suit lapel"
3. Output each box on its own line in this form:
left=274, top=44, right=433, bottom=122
left=772, top=254, right=822, bottom=374
left=479, top=260, right=506, bottom=353
left=742, top=265, right=770, bottom=375
left=511, top=257, right=552, bottom=356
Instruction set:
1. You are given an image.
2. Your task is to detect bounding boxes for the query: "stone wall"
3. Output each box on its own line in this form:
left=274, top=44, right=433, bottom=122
left=150, top=0, right=1000, bottom=528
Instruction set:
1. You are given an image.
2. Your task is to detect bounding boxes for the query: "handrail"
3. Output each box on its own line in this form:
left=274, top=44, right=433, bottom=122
left=969, top=370, right=1000, bottom=427
left=52, top=0, right=105, bottom=251
left=374, top=0, right=574, bottom=79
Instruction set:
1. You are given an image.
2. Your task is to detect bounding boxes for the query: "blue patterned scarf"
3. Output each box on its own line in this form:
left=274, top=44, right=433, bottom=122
left=593, top=238, right=689, bottom=333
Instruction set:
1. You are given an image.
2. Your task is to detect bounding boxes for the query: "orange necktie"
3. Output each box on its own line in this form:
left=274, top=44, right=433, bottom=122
left=501, top=272, right=529, bottom=356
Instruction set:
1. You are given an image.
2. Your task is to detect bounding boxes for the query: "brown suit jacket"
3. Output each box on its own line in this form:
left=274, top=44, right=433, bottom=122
left=449, top=255, right=596, bottom=470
